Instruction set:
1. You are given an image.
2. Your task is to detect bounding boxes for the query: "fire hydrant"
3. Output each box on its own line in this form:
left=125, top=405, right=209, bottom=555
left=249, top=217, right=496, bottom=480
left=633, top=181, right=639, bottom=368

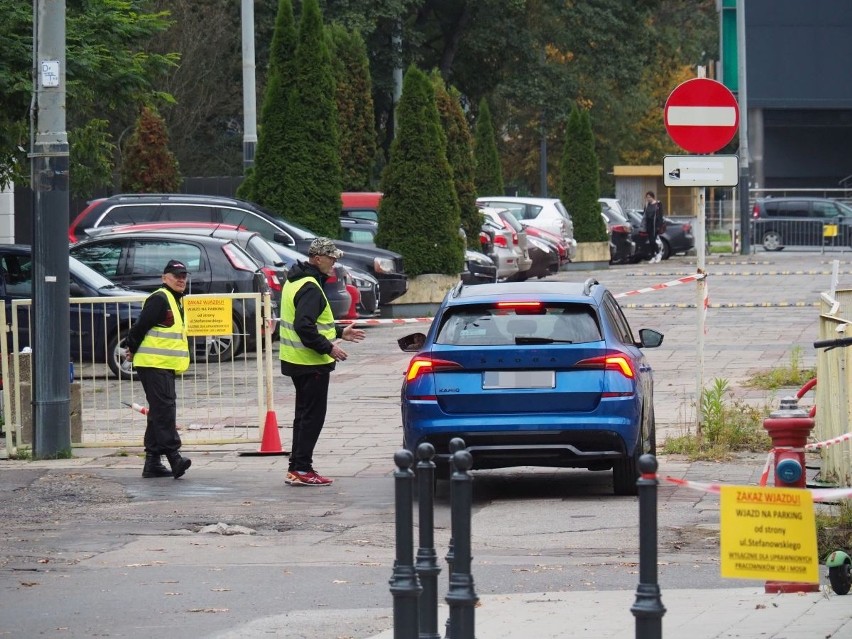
left=763, top=396, right=819, bottom=594
left=763, top=396, right=814, bottom=488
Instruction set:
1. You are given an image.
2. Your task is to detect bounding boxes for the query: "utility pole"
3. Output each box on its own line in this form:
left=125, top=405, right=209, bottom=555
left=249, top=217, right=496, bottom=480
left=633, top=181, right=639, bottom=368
left=736, top=0, right=751, bottom=253
left=31, top=0, right=71, bottom=456
left=241, top=0, right=257, bottom=169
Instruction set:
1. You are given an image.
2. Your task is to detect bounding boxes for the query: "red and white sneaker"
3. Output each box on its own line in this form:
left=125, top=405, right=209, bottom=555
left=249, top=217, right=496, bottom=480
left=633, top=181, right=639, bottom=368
left=285, top=470, right=334, bottom=487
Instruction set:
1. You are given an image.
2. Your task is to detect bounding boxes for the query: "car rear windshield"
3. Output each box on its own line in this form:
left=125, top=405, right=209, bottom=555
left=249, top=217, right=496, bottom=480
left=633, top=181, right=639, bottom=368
left=435, top=303, right=602, bottom=346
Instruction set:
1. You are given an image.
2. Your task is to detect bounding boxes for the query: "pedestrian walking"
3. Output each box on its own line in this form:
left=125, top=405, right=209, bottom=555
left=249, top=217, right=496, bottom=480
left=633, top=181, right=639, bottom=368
left=643, top=191, right=665, bottom=263
left=279, top=237, right=366, bottom=487
left=125, top=259, right=192, bottom=479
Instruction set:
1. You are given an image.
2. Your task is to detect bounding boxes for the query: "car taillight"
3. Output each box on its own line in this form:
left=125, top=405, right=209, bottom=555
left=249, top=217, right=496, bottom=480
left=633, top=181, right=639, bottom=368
left=752, top=204, right=760, bottom=219
left=496, top=301, right=543, bottom=311
left=500, top=220, right=519, bottom=245
left=611, top=224, right=629, bottom=233
left=576, top=355, right=636, bottom=379
left=493, top=235, right=509, bottom=248
left=682, top=222, right=692, bottom=232
left=405, top=355, right=463, bottom=382
left=261, top=267, right=281, bottom=291
left=222, top=244, right=257, bottom=272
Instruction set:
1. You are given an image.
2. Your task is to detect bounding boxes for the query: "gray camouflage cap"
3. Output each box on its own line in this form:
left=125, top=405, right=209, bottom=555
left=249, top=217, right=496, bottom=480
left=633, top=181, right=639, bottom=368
left=308, top=237, right=344, bottom=258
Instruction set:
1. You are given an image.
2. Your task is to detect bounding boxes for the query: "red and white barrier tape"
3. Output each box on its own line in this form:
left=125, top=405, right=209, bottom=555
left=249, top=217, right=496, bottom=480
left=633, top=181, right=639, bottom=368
left=665, top=475, right=852, bottom=501
left=757, top=431, right=852, bottom=486
left=613, top=273, right=707, bottom=299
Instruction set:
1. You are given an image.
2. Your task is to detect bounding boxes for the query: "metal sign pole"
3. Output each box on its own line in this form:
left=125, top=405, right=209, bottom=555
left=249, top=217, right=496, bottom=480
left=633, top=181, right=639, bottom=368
left=696, top=187, right=707, bottom=433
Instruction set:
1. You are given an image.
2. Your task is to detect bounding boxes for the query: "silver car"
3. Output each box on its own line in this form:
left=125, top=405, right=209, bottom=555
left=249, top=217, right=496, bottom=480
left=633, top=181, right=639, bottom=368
left=480, top=207, right=533, bottom=281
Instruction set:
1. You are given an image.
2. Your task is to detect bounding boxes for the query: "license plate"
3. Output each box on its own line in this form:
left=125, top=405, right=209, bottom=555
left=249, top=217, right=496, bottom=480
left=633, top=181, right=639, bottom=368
left=482, top=370, right=555, bottom=389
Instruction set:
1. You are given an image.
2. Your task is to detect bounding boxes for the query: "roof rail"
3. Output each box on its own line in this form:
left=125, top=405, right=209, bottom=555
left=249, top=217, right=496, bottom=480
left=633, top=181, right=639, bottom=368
left=582, top=278, right=599, bottom=296
left=450, top=281, right=464, bottom=298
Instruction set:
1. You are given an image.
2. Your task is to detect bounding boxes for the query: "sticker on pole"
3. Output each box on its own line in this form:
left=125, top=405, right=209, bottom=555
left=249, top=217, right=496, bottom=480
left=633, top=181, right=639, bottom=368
left=664, top=78, right=739, bottom=154
left=719, top=485, right=819, bottom=583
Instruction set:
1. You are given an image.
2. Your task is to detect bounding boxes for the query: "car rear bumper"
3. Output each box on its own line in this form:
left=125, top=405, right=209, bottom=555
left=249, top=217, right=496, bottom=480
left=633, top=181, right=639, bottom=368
left=376, top=274, right=408, bottom=305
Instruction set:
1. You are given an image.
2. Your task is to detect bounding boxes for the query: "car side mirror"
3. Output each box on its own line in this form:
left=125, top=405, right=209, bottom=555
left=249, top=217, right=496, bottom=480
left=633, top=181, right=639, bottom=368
left=638, top=328, right=664, bottom=348
left=398, top=332, right=426, bottom=352
left=69, top=282, right=87, bottom=297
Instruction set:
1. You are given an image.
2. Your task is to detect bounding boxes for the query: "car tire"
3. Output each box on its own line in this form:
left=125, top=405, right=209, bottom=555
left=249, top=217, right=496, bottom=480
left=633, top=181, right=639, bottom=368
left=829, top=562, right=852, bottom=595
left=762, top=230, right=784, bottom=251
left=660, top=238, right=671, bottom=260
left=613, top=434, right=641, bottom=496
left=107, top=333, right=137, bottom=381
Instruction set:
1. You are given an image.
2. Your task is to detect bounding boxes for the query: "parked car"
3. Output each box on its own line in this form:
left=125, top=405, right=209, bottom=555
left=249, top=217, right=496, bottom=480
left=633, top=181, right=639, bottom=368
left=82, top=222, right=363, bottom=319
left=599, top=202, right=636, bottom=265
left=625, top=209, right=695, bottom=261
left=0, top=245, right=143, bottom=379
left=396, top=279, right=664, bottom=495
left=750, top=197, right=852, bottom=251
left=68, top=193, right=407, bottom=306
left=476, top=196, right=578, bottom=261
left=70, top=230, right=273, bottom=361
left=478, top=214, right=521, bottom=281
left=340, top=191, right=381, bottom=221
left=480, top=207, right=533, bottom=281
left=522, top=224, right=570, bottom=268
left=460, top=250, right=498, bottom=285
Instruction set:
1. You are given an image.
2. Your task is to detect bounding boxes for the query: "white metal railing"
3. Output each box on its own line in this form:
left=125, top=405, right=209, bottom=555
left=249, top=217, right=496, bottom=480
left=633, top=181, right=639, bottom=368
left=749, top=218, right=852, bottom=254
left=1, top=292, right=273, bottom=457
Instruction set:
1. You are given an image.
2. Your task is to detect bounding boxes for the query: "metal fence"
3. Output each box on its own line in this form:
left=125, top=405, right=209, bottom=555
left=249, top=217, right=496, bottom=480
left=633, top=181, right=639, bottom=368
left=749, top=218, right=852, bottom=254
left=1, top=292, right=273, bottom=456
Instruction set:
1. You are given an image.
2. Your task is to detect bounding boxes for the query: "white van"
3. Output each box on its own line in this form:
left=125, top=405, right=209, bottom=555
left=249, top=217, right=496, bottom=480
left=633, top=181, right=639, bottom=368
left=476, top=196, right=577, bottom=261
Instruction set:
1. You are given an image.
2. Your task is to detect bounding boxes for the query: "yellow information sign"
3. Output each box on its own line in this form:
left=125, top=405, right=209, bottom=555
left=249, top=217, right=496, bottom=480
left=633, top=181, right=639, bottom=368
left=824, top=224, right=839, bottom=238
left=184, top=296, right=233, bottom=337
left=720, top=485, right=818, bottom=583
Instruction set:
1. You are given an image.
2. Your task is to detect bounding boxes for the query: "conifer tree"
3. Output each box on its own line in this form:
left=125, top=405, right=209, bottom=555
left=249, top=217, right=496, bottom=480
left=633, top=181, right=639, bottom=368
left=240, top=0, right=298, bottom=203
left=328, top=24, right=378, bottom=192
left=431, top=71, right=479, bottom=250
left=473, top=98, right=503, bottom=197
left=120, top=105, right=180, bottom=193
left=560, top=106, right=607, bottom=243
left=376, top=65, right=463, bottom=276
left=277, top=0, right=342, bottom=238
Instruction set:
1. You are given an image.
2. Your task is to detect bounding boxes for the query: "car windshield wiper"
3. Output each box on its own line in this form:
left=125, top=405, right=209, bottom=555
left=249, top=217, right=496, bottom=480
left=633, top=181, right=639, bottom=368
left=514, top=336, right=573, bottom=344
left=98, top=284, right=124, bottom=290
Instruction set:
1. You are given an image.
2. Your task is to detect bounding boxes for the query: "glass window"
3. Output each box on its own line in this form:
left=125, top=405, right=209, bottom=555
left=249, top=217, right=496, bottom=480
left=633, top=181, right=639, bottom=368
left=344, top=209, right=378, bottom=222
left=101, top=205, right=158, bottom=226
left=813, top=201, right=840, bottom=218
left=342, top=229, right=377, bottom=244
left=603, top=294, right=636, bottom=345
left=0, top=254, right=32, bottom=297
left=245, top=236, right=284, bottom=266
left=72, top=243, right=122, bottom=277
left=129, top=241, right=204, bottom=276
left=436, top=303, right=601, bottom=346
left=161, top=204, right=217, bottom=223
left=777, top=201, right=810, bottom=217
left=220, top=207, right=283, bottom=241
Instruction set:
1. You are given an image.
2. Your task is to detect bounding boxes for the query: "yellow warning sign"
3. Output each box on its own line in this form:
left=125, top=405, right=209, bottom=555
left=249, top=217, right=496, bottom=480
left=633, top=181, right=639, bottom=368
left=184, top=296, right=233, bottom=337
left=720, top=485, right=818, bottom=583
left=824, top=224, right=838, bottom=238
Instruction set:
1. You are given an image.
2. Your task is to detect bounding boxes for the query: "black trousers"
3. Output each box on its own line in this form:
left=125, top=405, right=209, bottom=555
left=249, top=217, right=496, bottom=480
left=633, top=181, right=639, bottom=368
left=137, top=367, right=182, bottom=455
left=288, top=371, right=330, bottom=472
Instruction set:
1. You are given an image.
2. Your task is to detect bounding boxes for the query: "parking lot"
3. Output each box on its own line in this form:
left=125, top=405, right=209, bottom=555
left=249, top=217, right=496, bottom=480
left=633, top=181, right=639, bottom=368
left=0, top=250, right=844, bottom=638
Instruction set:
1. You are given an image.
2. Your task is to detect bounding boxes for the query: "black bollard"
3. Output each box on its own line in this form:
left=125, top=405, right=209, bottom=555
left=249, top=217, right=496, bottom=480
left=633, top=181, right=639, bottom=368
left=415, top=443, right=441, bottom=639
left=630, top=454, right=666, bottom=639
left=390, top=449, right=422, bottom=639
left=444, top=437, right=466, bottom=639
left=445, top=449, right=478, bottom=639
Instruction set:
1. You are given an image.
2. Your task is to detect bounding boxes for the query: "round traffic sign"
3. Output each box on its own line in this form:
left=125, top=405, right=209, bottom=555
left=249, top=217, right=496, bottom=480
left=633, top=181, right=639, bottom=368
left=664, top=78, right=739, bottom=154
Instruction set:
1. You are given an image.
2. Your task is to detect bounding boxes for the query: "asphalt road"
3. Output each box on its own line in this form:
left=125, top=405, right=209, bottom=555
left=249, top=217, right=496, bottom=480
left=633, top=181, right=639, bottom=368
left=0, top=249, right=844, bottom=638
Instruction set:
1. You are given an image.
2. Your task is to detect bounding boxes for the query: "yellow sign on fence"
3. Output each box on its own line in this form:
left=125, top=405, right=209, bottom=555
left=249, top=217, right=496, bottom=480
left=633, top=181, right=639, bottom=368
left=185, top=296, right=233, bottom=336
left=824, top=224, right=838, bottom=238
left=719, top=485, right=819, bottom=583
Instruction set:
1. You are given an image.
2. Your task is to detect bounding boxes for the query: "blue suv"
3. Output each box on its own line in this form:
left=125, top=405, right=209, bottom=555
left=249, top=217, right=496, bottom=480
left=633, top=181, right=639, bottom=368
left=397, top=279, right=663, bottom=495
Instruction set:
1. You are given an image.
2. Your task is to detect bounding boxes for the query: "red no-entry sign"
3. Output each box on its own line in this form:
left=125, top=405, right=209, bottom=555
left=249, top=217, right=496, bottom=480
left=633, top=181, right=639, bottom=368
left=664, top=78, right=739, bottom=154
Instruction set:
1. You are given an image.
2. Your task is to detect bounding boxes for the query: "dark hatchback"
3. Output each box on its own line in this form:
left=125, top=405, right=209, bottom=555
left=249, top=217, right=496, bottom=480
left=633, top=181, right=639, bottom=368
left=0, top=245, right=143, bottom=379
left=750, top=197, right=852, bottom=251
left=70, top=231, right=273, bottom=361
left=625, top=209, right=695, bottom=261
left=600, top=204, right=636, bottom=265
left=68, top=193, right=407, bottom=306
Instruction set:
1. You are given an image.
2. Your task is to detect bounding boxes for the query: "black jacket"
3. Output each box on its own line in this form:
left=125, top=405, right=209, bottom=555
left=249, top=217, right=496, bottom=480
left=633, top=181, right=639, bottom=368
left=280, top=260, right=343, bottom=377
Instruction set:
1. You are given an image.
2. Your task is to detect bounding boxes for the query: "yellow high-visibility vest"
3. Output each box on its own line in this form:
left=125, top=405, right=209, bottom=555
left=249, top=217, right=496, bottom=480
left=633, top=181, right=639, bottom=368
left=134, top=288, right=190, bottom=374
left=279, top=277, right=336, bottom=366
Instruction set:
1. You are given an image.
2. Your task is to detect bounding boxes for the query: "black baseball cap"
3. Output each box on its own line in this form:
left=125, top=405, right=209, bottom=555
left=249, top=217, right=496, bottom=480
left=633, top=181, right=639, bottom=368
left=163, top=259, right=189, bottom=275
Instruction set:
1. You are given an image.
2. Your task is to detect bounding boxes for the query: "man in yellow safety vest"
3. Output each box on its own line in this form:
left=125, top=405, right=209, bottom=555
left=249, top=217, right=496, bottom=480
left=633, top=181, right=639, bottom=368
left=126, top=259, right=192, bottom=479
left=280, top=238, right=365, bottom=486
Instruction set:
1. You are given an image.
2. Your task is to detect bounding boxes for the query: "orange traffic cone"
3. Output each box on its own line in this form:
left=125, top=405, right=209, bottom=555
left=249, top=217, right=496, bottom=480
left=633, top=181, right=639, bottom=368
left=238, top=410, right=290, bottom=456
